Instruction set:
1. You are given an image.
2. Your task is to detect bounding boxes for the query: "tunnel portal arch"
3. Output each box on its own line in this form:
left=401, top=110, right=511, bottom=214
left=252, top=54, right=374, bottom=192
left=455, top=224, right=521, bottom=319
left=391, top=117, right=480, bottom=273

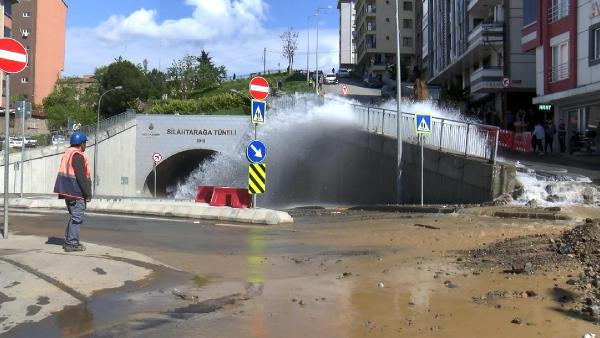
left=144, top=148, right=219, bottom=197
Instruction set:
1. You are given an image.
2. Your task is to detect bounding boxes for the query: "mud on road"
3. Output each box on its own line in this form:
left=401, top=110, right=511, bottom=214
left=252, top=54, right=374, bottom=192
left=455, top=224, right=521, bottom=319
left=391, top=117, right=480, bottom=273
left=108, top=206, right=600, bottom=338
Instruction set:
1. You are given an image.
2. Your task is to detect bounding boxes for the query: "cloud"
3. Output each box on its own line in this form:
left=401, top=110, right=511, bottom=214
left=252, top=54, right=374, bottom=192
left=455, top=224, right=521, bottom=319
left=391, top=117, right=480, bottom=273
left=64, top=0, right=339, bottom=77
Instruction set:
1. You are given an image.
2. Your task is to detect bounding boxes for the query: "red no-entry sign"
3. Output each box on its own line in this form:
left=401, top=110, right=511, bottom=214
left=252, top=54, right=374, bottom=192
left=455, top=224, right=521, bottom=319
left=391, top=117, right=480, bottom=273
left=0, top=38, right=28, bottom=74
left=249, top=76, right=269, bottom=101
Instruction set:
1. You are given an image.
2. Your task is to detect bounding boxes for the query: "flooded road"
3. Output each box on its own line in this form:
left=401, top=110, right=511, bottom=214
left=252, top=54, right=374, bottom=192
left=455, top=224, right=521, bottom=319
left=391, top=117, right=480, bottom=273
left=5, top=207, right=600, bottom=337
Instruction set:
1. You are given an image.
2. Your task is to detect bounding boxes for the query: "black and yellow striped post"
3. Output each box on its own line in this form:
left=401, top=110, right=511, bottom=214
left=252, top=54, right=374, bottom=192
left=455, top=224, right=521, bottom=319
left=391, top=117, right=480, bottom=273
left=248, top=163, right=266, bottom=195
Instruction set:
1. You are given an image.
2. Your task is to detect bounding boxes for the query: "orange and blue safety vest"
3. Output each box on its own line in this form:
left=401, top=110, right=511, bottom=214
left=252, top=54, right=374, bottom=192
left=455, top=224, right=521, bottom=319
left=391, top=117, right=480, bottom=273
left=53, top=147, right=91, bottom=199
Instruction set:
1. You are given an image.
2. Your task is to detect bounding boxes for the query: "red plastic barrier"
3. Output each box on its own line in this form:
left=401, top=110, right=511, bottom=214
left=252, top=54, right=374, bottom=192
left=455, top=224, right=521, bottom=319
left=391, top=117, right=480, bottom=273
left=195, top=186, right=215, bottom=203
left=209, top=187, right=252, bottom=209
left=513, top=132, right=532, bottom=153
left=498, top=130, right=514, bottom=149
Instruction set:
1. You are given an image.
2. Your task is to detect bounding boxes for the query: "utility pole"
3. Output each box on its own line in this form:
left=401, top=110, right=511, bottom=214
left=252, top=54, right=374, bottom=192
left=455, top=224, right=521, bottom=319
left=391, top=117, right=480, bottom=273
left=395, top=0, right=403, bottom=204
left=315, top=13, right=320, bottom=95
left=263, top=47, right=266, bottom=74
left=3, top=73, right=9, bottom=239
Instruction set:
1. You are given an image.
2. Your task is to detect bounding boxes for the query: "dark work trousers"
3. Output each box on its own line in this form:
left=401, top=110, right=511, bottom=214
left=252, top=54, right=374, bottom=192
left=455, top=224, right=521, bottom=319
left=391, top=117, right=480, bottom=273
left=545, top=137, right=554, bottom=153
left=65, top=199, right=86, bottom=245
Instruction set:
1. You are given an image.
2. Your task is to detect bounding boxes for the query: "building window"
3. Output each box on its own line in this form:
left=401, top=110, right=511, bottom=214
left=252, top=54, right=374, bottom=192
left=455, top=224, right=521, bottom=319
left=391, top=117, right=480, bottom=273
left=523, top=1, right=538, bottom=26
left=551, top=40, right=569, bottom=81
left=21, top=77, right=29, bottom=83
left=3, top=0, right=12, bottom=16
left=403, top=1, right=413, bottom=11
left=22, top=12, right=31, bottom=18
left=403, top=37, right=413, bottom=47
left=549, top=0, right=568, bottom=23
left=403, top=19, right=413, bottom=28
left=386, top=18, right=390, bottom=22
left=4, top=26, right=10, bottom=38
left=591, top=24, right=600, bottom=66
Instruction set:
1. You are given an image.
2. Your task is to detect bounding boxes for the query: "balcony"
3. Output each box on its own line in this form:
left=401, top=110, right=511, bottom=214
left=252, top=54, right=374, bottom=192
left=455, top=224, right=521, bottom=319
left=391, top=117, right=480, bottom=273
left=468, top=22, right=504, bottom=48
left=470, top=66, right=504, bottom=93
left=550, top=63, right=569, bottom=82
left=468, top=0, right=502, bottom=13
left=548, top=2, right=569, bottom=24
left=367, top=21, right=376, bottom=32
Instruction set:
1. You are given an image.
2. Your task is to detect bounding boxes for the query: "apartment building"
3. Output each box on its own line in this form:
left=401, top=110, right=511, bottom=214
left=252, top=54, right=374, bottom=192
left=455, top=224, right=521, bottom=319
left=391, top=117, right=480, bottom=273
left=1, top=0, right=18, bottom=107
left=351, top=0, right=418, bottom=82
left=423, top=0, right=536, bottom=124
left=10, top=0, right=67, bottom=106
left=524, top=0, right=600, bottom=151
left=338, top=0, right=357, bottom=69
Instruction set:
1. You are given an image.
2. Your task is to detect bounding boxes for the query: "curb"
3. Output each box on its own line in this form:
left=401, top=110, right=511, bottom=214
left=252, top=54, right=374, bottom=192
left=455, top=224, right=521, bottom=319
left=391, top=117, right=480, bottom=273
left=348, top=205, right=459, bottom=214
left=493, top=211, right=572, bottom=221
left=8, top=198, right=294, bottom=225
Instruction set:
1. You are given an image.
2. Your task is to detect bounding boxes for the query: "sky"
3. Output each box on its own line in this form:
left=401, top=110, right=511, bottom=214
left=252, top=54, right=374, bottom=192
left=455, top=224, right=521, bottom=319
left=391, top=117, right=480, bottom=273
left=64, top=0, right=340, bottom=77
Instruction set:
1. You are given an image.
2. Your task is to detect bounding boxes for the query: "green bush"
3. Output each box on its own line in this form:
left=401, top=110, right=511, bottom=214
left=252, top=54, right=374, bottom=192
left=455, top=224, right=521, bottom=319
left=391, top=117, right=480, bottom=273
left=146, top=99, right=198, bottom=114
left=196, top=93, right=249, bottom=114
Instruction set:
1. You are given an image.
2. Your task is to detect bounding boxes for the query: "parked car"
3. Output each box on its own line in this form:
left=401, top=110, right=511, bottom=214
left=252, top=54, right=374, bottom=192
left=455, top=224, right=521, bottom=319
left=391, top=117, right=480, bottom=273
left=24, top=137, right=38, bottom=148
left=325, top=73, right=338, bottom=84
left=9, top=137, right=23, bottom=148
left=51, top=135, right=67, bottom=145
left=338, top=68, right=351, bottom=78
left=363, top=77, right=382, bottom=88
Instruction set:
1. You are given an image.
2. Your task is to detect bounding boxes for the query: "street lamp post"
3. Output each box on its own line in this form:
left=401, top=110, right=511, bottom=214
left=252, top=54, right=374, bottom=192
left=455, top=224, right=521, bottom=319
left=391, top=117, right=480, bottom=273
left=395, top=0, right=403, bottom=204
left=315, top=6, right=332, bottom=95
left=306, top=14, right=317, bottom=85
left=93, top=86, right=122, bottom=196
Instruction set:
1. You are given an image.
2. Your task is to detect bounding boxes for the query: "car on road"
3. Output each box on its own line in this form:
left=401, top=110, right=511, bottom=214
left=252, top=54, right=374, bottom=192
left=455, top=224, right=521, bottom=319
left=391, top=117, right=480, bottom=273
left=51, top=135, right=67, bottom=145
left=9, top=137, right=23, bottom=148
left=24, top=137, right=38, bottom=148
left=325, top=73, right=338, bottom=84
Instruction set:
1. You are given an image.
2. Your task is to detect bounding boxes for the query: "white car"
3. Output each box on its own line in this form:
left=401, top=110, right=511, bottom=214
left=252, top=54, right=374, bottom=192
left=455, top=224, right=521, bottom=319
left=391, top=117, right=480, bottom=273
left=325, top=73, right=338, bottom=84
left=9, top=137, right=23, bottom=148
left=51, top=135, right=67, bottom=145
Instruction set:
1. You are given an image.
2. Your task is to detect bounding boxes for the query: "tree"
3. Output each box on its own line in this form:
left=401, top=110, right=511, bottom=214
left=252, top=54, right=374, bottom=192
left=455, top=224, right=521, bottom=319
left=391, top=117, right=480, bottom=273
left=43, top=78, right=97, bottom=130
left=166, top=51, right=227, bottom=99
left=281, top=28, right=299, bottom=74
left=95, top=57, right=151, bottom=116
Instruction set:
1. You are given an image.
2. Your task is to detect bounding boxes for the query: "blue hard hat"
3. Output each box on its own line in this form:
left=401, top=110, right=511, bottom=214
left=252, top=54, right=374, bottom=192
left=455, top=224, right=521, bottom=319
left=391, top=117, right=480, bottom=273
left=70, top=131, right=87, bottom=145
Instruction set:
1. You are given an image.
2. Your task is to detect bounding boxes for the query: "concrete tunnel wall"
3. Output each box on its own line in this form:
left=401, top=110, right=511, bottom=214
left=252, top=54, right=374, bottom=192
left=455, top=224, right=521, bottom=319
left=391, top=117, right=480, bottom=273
left=268, top=129, right=516, bottom=206
left=0, top=121, right=138, bottom=197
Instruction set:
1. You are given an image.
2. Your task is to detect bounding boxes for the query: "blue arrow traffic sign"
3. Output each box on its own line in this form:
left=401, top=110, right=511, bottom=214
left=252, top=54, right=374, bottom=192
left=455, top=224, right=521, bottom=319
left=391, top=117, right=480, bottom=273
left=415, top=114, right=432, bottom=134
left=246, top=140, right=267, bottom=163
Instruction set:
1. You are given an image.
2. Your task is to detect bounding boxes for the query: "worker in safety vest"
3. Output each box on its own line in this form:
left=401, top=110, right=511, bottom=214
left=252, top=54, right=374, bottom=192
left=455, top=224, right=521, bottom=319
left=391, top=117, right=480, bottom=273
left=53, top=131, right=92, bottom=252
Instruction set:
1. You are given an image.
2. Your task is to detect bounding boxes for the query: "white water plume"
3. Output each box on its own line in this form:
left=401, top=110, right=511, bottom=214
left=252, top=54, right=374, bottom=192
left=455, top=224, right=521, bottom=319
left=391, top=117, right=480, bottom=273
left=169, top=93, right=361, bottom=203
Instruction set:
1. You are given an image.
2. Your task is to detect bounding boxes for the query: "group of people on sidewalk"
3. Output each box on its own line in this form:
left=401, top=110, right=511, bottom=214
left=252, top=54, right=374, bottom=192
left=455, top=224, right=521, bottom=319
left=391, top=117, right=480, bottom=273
left=531, top=119, right=567, bottom=154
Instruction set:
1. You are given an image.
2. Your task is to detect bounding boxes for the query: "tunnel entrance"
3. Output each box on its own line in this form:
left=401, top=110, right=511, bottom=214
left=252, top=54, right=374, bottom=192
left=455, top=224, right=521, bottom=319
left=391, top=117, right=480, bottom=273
left=145, top=149, right=218, bottom=197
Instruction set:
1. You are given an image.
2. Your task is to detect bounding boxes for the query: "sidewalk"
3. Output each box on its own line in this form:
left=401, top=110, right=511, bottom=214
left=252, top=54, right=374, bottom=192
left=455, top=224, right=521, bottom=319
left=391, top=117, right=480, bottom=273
left=8, top=197, right=294, bottom=225
left=0, top=235, right=171, bottom=335
left=499, top=149, right=600, bottom=180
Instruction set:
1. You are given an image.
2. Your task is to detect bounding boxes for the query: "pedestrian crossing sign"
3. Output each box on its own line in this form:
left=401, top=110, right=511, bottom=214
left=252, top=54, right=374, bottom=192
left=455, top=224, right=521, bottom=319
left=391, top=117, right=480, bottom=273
left=415, top=114, right=432, bottom=134
left=251, top=100, right=266, bottom=124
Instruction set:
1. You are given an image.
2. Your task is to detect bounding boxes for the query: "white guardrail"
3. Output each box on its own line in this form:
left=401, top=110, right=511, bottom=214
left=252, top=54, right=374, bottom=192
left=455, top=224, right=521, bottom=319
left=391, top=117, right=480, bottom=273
left=352, top=104, right=500, bottom=163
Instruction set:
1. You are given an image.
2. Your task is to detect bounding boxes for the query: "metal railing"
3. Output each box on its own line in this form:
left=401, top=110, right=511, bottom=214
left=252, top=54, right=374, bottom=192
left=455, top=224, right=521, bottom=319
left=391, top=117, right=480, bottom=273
left=45, top=110, right=137, bottom=146
left=550, top=63, right=569, bottom=82
left=268, top=95, right=500, bottom=163
left=548, top=1, right=569, bottom=23
left=352, top=105, right=500, bottom=163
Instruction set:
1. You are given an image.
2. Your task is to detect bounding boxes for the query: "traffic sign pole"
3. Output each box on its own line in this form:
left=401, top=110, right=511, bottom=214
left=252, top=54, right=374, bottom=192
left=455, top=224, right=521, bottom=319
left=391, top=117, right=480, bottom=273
left=253, top=124, right=257, bottom=208
left=153, top=162, right=157, bottom=198
left=3, top=73, right=9, bottom=239
left=20, top=101, right=25, bottom=198
left=420, top=134, right=424, bottom=206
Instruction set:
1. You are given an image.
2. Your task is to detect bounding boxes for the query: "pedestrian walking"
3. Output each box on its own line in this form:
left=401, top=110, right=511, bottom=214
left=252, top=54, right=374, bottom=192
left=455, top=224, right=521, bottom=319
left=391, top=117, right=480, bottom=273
left=533, top=122, right=545, bottom=153
left=545, top=120, right=556, bottom=153
left=53, top=131, right=92, bottom=252
left=558, top=119, right=567, bottom=152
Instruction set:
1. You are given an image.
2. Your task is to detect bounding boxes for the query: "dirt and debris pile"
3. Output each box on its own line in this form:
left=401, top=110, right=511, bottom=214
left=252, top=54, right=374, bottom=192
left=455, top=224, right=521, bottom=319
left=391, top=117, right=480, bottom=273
left=552, top=218, right=600, bottom=319
left=462, top=234, right=569, bottom=274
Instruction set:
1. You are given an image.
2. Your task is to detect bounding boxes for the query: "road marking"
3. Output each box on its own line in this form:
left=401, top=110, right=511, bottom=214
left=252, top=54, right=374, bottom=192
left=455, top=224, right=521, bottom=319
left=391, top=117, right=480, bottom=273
left=249, top=84, right=269, bottom=93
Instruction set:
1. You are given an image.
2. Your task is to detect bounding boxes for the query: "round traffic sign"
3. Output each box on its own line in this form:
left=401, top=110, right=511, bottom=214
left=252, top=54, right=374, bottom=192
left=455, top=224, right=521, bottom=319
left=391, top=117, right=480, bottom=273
left=249, top=77, right=270, bottom=101
left=0, top=38, right=28, bottom=74
left=152, top=152, right=163, bottom=163
left=246, top=140, right=267, bottom=164
left=502, top=77, right=510, bottom=88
